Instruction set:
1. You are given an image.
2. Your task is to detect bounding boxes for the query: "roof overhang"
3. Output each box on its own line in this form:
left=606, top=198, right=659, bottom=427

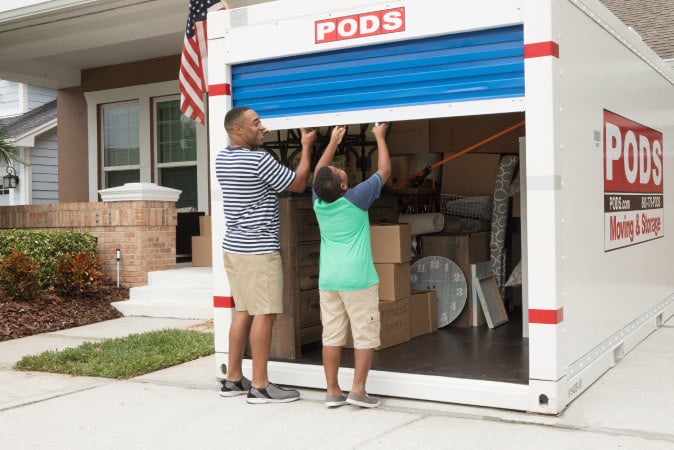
left=0, top=0, right=273, bottom=89
left=10, top=117, right=58, bottom=147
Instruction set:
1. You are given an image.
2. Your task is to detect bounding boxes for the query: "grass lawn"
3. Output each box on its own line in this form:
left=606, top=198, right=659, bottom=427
left=13, top=329, right=214, bottom=379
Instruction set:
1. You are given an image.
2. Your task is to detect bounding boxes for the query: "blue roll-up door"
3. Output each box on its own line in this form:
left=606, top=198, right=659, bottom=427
left=231, top=25, right=524, bottom=118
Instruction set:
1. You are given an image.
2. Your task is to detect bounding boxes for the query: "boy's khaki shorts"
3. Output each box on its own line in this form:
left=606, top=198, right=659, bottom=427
left=222, top=251, right=283, bottom=315
left=320, top=284, right=380, bottom=349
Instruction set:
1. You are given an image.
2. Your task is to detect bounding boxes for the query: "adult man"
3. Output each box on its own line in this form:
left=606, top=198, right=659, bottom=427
left=216, top=106, right=317, bottom=403
left=311, top=123, right=391, bottom=408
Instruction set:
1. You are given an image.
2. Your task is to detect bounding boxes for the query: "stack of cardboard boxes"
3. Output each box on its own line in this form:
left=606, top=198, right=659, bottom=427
left=191, top=215, right=212, bottom=267
left=371, top=223, right=412, bottom=350
left=348, top=223, right=438, bottom=350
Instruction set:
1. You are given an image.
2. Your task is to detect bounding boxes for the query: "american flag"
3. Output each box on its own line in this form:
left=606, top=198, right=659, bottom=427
left=179, top=0, right=224, bottom=124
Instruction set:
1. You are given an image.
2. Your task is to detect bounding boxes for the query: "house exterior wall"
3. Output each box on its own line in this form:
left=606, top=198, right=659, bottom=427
left=0, top=200, right=177, bottom=287
left=26, top=85, right=56, bottom=110
left=0, top=80, right=20, bottom=116
left=57, top=87, right=89, bottom=203
left=57, top=55, right=182, bottom=203
left=80, top=55, right=180, bottom=92
left=30, top=128, right=58, bottom=204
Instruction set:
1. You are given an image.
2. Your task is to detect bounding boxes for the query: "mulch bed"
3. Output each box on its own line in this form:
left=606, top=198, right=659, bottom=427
left=0, top=282, right=128, bottom=342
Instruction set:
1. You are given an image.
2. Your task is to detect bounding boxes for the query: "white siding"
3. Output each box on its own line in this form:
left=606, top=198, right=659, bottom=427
left=27, top=84, right=56, bottom=110
left=30, top=129, right=58, bottom=204
left=0, top=80, right=20, bottom=117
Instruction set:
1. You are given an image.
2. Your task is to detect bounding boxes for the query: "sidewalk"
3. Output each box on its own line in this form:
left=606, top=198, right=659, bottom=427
left=1, top=316, right=673, bottom=449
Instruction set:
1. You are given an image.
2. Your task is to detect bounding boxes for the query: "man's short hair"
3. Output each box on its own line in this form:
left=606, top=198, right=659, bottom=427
left=224, top=107, right=251, bottom=133
left=313, top=166, right=343, bottom=203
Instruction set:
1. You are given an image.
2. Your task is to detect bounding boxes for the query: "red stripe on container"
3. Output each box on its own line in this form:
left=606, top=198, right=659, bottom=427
left=209, top=83, right=231, bottom=96
left=529, top=308, right=563, bottom=324
left=214, top=296, right=235, bottom=308
left=524, top=41, right=559, bottom=59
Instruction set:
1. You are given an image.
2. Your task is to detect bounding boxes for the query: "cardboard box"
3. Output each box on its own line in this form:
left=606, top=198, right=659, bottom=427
left=441, top=152, right=501, bottom=197
left=428, top=113, right=524, bottom=155
left=346, top=297, right=410, bottom=350
left=389, top=155, right=410, bottom=187
left=375, top=262, right=411, bottom=301
left=191, top=236, right=212, bottom=267
left=420, top=232, right=491, bottom=327
left=386, top=119, right=429, bottom=155
left=409, top=290, right=438, bottom=338
left=371, top=224, right=411, bottom=263
left=199, top=215, right=211, bottom=237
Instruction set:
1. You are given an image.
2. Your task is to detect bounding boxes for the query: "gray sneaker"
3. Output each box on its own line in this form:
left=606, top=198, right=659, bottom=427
left=220, top=376, right=252, bottom=397
left=325, top=393, right=348, bottom=407
left=247, top=382, right=300, bottom=404
left=346, top=391, right=380, bottom=408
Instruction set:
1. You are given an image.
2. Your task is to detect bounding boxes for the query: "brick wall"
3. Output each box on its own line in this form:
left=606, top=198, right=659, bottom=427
left=0, top=201, right=177, bottom=287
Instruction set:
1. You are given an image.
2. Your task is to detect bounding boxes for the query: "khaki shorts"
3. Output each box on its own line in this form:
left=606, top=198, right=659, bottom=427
left=320, top=284, right=380, bottom=349
left=222, top=251, right=283, bottom=315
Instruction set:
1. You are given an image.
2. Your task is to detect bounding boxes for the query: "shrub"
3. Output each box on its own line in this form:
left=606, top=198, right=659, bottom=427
left=0, top=230, right=98, bottom=288
left=53, top=253, right=104, bottom=300
left=0, top=251, right=42, bottom=300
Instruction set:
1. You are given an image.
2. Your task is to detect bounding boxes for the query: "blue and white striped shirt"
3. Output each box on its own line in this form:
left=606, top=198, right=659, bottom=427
left=215, top=146, right=295, bottom=254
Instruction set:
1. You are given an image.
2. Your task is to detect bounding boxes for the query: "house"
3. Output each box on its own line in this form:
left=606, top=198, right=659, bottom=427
left=0, top=80, right=57, bottom=206
left=0, top=0, right=669, bottom=212
left=0, top=0, right=670, bottom=286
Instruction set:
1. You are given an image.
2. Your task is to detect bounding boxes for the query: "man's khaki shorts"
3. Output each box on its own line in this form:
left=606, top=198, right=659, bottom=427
left=222, top=251, right=283, bottom=315
left=320, top=284, right=380, bottom=349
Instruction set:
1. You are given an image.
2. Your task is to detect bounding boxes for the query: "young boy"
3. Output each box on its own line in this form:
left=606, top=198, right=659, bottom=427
left=311, top=123, right=391, bottom=408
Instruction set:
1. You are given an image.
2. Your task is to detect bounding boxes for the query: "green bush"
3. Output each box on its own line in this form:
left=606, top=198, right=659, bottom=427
left=0, top=251, right=42, bottom=300
left=0, top=229, right=97, bottom=288
left=53, top=252, right=104, bottom=299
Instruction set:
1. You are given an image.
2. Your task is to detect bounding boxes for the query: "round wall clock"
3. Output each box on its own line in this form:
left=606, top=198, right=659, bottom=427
left=410, top=256, right=468, bottom=327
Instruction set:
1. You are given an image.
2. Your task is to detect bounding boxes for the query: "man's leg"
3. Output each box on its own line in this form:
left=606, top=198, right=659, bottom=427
left=322, top=345, right=343, bottom=396
left=249, top=313, right=276, bottom=388
left=351, top=348, right=374, bottom=396
left=225, top=310, right=252, bottom=381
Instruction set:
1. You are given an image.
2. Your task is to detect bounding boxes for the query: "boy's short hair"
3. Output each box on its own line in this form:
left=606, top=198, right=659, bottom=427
left=314, top=166, right=343, bottom=203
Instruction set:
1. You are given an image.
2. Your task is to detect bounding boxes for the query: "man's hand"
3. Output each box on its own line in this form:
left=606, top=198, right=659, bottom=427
left=300, top=127, right=318, bottom=149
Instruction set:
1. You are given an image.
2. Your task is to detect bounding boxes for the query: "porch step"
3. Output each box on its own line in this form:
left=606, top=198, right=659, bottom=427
left=112, top=265, right=213, bottom=320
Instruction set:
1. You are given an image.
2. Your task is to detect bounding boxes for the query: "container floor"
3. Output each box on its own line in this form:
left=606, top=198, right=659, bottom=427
left=291, top=306, right=528, bottom=384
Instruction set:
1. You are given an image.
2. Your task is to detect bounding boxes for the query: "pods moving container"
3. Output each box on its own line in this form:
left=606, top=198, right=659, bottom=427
left=207, top=0, right=674, bottom=413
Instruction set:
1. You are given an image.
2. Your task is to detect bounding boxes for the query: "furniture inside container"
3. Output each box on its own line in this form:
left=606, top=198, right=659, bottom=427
left=265, top=112, right=528, bottom=384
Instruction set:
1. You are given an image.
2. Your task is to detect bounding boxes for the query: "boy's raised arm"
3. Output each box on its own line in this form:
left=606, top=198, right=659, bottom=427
left=314, top=125, right=347, bottom=177
left=373, top=123, right=391, bottom=184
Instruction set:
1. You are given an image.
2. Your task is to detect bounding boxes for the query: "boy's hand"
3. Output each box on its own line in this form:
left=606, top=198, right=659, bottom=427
left=330, top=125, right=347, bottom=145
left=372, top=122, right=388, bottom=139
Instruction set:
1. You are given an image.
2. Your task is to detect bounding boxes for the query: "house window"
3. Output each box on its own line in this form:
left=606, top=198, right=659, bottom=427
left=154, top=97, right=197, bottom=209
left=101, top=102, right=140, bottom=188
left=86, top=81, right=208, bottom=210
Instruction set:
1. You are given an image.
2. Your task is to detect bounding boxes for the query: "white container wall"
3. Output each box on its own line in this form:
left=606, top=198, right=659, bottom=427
left=208, top=0, right=674, bottom=413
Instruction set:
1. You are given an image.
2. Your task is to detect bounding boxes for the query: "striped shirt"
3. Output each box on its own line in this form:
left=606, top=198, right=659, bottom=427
left=215, top=146, right=295, bottom=254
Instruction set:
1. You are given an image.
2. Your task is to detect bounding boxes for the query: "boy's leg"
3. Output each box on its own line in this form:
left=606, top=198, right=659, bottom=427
left=322, top=345, right=343, bottom=396
left=320, top=290, right=349, bottom=396
left=343, top=284, right=380, bottom=396
left=351, top=348, right=374, bottom=396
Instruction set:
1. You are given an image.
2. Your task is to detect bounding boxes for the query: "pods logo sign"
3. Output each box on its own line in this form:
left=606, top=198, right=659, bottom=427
left=603, top=110, right=664, bottom=251
left=604, top=110, right=663, bottom=193
left=315, top=8, right=405, bottom=44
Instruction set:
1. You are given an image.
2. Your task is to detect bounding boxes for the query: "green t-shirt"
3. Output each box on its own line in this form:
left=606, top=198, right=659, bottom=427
left=312, top=174, right=382, bottom=291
